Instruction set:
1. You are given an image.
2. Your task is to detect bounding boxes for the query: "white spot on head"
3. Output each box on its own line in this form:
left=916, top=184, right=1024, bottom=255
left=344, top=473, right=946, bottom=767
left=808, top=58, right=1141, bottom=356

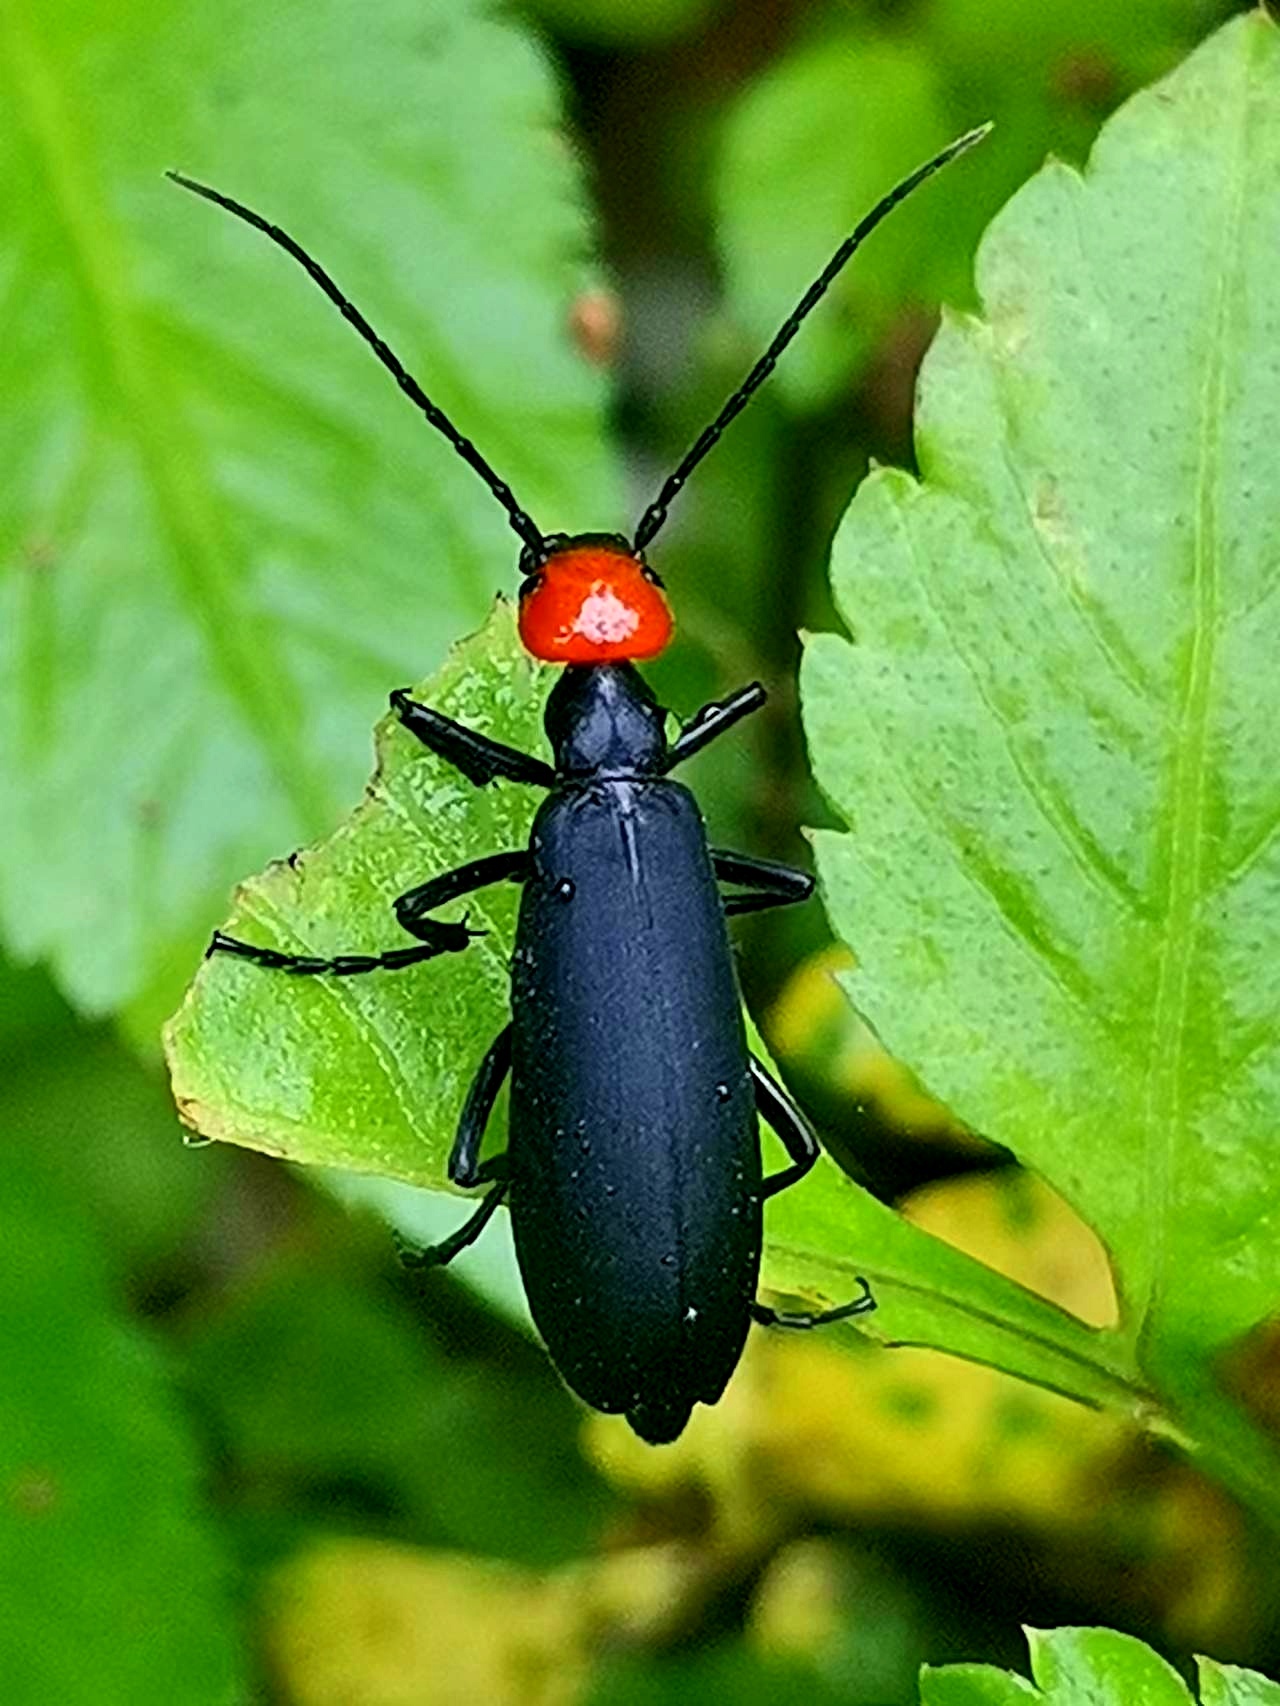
left=574, top=583, right=640, bottom=645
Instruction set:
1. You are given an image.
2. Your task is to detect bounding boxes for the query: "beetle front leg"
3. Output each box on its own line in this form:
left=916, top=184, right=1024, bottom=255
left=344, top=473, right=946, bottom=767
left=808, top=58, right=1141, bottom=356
left=392, top=689, right=554, bottom=788
left=663, top=683, right=766, bottom=771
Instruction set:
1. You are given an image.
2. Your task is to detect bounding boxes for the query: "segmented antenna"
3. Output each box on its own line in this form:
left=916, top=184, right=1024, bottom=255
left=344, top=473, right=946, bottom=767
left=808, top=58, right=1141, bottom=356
left=631, top=123, right=992, bottom=554
left=166, top=171, right=547, bottom=561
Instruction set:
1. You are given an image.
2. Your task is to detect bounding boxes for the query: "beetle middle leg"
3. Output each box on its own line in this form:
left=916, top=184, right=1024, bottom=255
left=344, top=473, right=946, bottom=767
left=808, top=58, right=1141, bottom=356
left=396, top=1174, right=509, bottom=1271
left=397, top=1025, right=512, bottom=1271
left=713, top=849, right=813, bottom=917
left=209, top=849, right=526, bottom=975
left=751, top=1054, right=875, bottom=1326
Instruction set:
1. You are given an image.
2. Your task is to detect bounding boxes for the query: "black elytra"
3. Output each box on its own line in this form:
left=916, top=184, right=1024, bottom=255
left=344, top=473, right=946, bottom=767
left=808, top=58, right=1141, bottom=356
left=175, top=125, right=990, bottom=1443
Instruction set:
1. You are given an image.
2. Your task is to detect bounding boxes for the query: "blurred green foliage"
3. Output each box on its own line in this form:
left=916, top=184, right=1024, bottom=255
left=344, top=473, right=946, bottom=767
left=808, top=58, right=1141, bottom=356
left=2, top=0, right=1277, bottom=1703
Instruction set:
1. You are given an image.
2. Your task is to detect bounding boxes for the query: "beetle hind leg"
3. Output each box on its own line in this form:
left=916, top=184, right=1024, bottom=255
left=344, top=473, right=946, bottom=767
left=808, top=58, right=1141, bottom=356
left=751, top=1281, right=875, bottom=1331
left=752, top=1052, right=877, bottom=1325
left=395, top=1171, right=509, bottom=1272
left=396, top=1027, right=513, bottom=1272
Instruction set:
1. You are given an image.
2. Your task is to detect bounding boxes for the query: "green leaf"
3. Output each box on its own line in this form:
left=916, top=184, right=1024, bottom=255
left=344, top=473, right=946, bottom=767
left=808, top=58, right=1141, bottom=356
left=165, top=604, right=546, bottom=1183
left=925, top=1628, right=1280, bottom=1705
left=714, top=28, right=958, bottom=413
left=802, top=9, right=1280, bottom=1515
left=518, top=0, right=718, bottom=47
left=1026, top=1628, right=1191, bottom=1704
left=0, top=1156, right=243, bottom=1703
left=0, top=0, right=614, bottom=1027
left=920, top=1664, right=1039, bottom=1705
left=1198, top=1657, right=1280, bottom=1706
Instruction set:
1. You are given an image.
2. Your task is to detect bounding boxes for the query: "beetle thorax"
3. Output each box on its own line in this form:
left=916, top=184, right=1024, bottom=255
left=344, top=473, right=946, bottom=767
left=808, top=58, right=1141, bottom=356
left=544, top=664, right=668, bottom=777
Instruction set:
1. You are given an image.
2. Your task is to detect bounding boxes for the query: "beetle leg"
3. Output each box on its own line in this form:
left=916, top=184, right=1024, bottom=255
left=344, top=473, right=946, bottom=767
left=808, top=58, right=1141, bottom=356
left=397, top=1028, right=513, bottom=1270
left=752, top=1055, right=820, bottom=1198
left=752, top=1056, right=876, bottom=1325
left=395, top=851, right=527, bottom=945
left=208, top=850, right=526, bottom=976
left=391, top=689, right=554, bottom=788
left=449, top=1025, right=512, bottom=1186
left=663, top=682, right=766, bottom=770
left=750, top=1283, right=874, bottom=1331
left=713, top=849, right=813, bottom=917
left=395, top=1173, right=510, bottom=1271
left=207, top=932, right=477, bottom=975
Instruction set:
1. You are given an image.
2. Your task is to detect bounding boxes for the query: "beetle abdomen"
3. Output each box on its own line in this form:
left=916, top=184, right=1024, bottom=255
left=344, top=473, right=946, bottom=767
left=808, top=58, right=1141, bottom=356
left=509, top=779, right=762, bottom=1442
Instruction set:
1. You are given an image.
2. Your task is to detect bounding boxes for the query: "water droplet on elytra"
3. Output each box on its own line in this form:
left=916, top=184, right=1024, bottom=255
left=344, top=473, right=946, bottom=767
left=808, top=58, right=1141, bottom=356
left=715, top=1082, right=731, bottom=1103
left=555, top=877, right=575, bottom=901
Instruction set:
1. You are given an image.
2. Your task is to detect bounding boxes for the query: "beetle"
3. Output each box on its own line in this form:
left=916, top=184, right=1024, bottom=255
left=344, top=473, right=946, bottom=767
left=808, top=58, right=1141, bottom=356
left=170, top=124, right=987, bottom=1444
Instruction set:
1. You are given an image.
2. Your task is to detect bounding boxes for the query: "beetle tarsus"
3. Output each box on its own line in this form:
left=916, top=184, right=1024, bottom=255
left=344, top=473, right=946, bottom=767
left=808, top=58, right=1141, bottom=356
left=206, top=929, right=470, bottom=977
left=751, top=1280, right=875, bottom=1331
left=394, top=1180, right=510, bottom=1272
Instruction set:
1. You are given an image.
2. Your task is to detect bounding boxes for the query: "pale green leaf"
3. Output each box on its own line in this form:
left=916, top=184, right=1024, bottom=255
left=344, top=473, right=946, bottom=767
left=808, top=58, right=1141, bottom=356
left=165, top=604, right=545, bottom=1183
left=0, top=0, right=614, bottom=1026
left=802, top=10, right=1280, bottom=1509
left=1198, top=1657, right=1280, bottom=1706
left=920, top=1663, right=1039, bottom=1705
left=924, top=1628, right=1280, bottom=1705
left=1026, top=1628, right=1191, bottom=1704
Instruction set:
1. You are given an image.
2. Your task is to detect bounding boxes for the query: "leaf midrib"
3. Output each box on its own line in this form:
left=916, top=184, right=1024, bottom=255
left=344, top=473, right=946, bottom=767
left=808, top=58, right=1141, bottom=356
left=0, top=1, right=335, bottom=841
left=1138, top=54, right=1252, bottom=1335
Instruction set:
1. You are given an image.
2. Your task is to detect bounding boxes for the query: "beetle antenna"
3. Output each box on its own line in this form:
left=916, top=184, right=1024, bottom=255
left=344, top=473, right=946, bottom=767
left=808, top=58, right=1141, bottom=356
left=166, top=171, right=547, bottom=561
left=631, top=122, right=992, bottom=553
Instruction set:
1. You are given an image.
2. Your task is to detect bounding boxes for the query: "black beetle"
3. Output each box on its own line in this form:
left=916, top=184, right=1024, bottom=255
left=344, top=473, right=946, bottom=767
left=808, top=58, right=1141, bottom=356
left=171, top=124, right=987, bottom=1443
